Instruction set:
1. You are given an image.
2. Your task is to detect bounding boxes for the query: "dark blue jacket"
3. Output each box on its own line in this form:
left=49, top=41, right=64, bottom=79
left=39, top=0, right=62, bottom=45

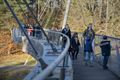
left=62, top=28, right=71, bottom=39
left=100, top=40, right=111, bottom=56
left=62, top=28, right=71, bottom=44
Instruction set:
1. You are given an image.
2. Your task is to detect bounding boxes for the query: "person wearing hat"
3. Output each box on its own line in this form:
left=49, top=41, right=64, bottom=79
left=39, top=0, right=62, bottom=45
left=100, top=36, right=111, bottom=69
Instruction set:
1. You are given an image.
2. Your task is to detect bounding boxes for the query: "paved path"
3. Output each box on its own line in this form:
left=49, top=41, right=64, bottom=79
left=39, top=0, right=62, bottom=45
left=73, top=54, right=120, bottom=80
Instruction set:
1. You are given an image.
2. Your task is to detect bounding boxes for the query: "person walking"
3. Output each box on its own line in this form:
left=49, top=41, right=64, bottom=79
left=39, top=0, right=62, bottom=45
left=84, top=36, right=94, bottom=66
left=100, top=36, right=111, bottom=69
left=71, top=32, right=80, bottom=60
left=62, top=24, right=71, bottom=39
left=61, top=24, right=71, bottom=49
left=83, top=23, right=95, bottom=64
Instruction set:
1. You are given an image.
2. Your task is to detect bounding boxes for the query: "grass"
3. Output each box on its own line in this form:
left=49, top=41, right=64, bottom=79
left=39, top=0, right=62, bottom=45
left=0, top=53, right=36, bottom=80
left=0, top=69, right=30, bottom=80
left=0, top=53, right=36, bottom=67
left=0, top=28, right=36, bottom=80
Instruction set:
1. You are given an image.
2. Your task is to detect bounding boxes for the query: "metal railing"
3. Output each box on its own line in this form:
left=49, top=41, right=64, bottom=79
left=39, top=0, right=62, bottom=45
left=10, top=27, right=71, bottom=80
left=21, top=29, right=71, bottom=80
left=32, top=30, right=70, bottom=80
left=4, top=0, right=72, bottom=79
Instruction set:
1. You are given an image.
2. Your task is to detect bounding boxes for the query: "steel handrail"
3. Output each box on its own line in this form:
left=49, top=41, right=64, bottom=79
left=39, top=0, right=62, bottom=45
left=33, top=31, right=70, bottom=80
left=96, top=34, right=120, bottom=41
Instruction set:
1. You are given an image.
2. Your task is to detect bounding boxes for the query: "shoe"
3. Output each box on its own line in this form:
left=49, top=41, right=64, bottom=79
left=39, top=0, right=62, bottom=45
left=75, top=56, right=77, bottom=59
left=72, top=57, right=74, bottom=60
left=89, top=62, right=94, bottom=67
left=75, top=57, right=77, bottom=60
left=103, top=66, right=108, bottom=70
left=85, top=62, right=88, bottom=66
left=89, top=64, right=94, bottom=67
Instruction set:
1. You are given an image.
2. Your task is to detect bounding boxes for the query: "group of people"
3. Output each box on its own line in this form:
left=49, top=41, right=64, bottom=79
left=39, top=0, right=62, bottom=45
left=62, top=23, right=111, bottom=70
left=22, top=24, right=42, bottom=39
left=83, top=23, right=111, bottom=69
left=62, top=24, right=80, bottom=60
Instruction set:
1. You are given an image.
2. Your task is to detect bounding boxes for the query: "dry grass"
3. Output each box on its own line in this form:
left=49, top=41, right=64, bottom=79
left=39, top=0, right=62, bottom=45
left=0, top=52, right=35, bottom=80
left=0, top=69, right=30, bottom=80
left=0, top=53, right=35, bottom=67
left=0, top=29, right=36, bottom=66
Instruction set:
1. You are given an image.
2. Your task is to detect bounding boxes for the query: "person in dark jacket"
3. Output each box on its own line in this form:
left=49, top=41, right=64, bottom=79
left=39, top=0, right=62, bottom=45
left=100, top=36, right=111, bottom=69
left=71, top=32, right=80, bottom=60
left=33, top=24, right=42, bottom=39
left=61, top=24, right=71, bottom=49
left=62, top=24, right=71, bottom=39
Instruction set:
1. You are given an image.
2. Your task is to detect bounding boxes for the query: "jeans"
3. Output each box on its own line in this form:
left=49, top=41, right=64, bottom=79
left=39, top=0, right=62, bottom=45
left=85, top=52, right=94, bottom=64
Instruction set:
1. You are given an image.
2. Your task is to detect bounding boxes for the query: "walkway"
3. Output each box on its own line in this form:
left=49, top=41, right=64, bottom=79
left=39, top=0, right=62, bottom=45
left=73, top=53, right=120, bottom=80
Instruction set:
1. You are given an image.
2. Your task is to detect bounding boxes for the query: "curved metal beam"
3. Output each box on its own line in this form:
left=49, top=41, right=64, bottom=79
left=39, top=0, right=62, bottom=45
left=33, top=31, right=70, bottom=80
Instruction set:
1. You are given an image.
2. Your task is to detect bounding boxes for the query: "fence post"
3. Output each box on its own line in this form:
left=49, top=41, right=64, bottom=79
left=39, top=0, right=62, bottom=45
left=60, top=67, right=65, bottom=80
left=60, top=56, right=66, bottom=80
left=115, top=44, right=120, bottom=72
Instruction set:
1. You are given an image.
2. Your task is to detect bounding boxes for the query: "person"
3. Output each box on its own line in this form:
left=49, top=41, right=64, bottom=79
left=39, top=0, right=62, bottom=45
left=61, top=24, right=71, bottom=49
left=28, top=26, right=33, bottom=36
left=84, top=36, right=94, bottom=66
left=62, top=24, right=71, bottom=39
left=71, top=32, right=80, bottom=60
left=33, top=24, right=42, bottom=39
left=100, top=36, right=111, bottom=69
left=83, top=23, right=95, bottom=40
left=83, top=23, right=95, bottom=62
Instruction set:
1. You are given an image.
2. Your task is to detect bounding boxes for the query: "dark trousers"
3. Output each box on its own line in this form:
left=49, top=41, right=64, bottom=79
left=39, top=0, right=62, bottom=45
left=71, top=50, right=79, bottom=60
left=103, top=56, right=109, bottom=69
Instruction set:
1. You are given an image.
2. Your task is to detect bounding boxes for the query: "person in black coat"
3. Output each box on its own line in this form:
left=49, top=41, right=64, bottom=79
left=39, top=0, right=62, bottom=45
left=100, top=36, right=111, bottom=69
left=61, top=24, right=71, bottom=49
left=62, top=24, right=71, bottom=39
left=71, top=32, right=80, bottom=60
